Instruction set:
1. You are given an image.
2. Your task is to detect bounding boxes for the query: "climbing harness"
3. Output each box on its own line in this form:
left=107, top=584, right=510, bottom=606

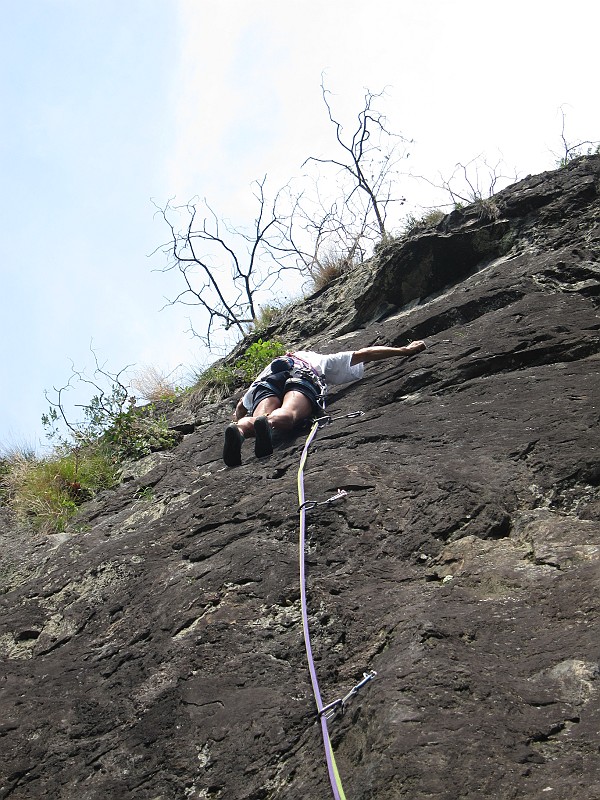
left=296, top=410, right=375, bottom=800
left=287, top=353, right=329, bottom=409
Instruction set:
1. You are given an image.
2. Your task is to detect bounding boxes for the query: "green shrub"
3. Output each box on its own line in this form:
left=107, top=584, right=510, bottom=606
left=4, top=338, right=287, bottom=532
left=191, top=363, right=238, bottom=402
left=1, top=363, right=183, bottom=533
left=42, top=374, right=180, bottom=463
left=2, top=403, right=179, bottom=533
left=99, top=406, right=180, bottom=462
left=235, top=339, right=287, bottom=382
left=192, top=338, right=286, bottom=401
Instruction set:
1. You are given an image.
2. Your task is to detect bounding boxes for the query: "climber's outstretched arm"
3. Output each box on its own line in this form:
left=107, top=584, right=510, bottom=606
left=350, top=341, right=426, bottom=365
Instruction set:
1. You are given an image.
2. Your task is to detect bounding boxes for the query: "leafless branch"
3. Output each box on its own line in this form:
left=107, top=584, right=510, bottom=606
left=154, top=176, right=297, bottom=348
left=302, top=77, right=410, bottom=242
left=553, top=105, right=600, bottom=166
left=153, top=84, right=412, bottom=338
left=43, top=344, right=135, bottom=451
left=411, top=155, right=519, bottom=208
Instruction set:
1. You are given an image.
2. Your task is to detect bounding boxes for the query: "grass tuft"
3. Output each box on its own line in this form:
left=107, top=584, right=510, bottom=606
left=311, top=249, right=358, bottom=291
left=403, top=209, right=445, bottom=235
left=1, top=447, right=118, bottom=532
left=130, top=365, right=183, bottom=403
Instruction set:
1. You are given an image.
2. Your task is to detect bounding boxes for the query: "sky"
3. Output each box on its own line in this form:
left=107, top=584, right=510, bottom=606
left=1, top=0, right=598, bottom=451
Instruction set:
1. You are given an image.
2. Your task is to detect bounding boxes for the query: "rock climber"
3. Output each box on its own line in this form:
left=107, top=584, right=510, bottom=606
left=222, top=341, right=427, bottom=466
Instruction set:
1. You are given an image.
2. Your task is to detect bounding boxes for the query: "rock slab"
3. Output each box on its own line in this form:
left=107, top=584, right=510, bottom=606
left=1, top=156, right=599, bottom=799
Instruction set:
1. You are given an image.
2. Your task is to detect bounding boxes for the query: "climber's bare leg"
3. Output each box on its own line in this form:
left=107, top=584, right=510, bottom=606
left=266, top=391, right=313, bottom=432
left=236, top=395, right=281, bottom=438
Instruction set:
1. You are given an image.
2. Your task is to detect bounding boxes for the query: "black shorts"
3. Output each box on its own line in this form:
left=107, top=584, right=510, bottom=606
left=250, top=372, right=321, bottom=415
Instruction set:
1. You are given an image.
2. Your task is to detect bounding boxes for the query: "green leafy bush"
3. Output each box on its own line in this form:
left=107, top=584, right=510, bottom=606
left=42, top=371, right=180, bottom=463
left=4, top=340, right=288, bottom=532
left=192, top=338, right=286, bottom=401
left=99, top=406, right=180, bottom=462
left=235, top=339, right=287, bottom=382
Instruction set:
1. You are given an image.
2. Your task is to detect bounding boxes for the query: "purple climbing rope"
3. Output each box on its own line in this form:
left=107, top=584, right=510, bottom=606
left=297, top=419, right=347, bottom=800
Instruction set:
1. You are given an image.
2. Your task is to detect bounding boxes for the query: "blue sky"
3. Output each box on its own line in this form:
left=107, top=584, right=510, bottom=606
left=1, top=0, right=598, bottom=450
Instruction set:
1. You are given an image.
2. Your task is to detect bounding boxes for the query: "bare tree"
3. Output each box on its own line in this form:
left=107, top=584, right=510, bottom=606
left=302, top=79, right=410, bottom=242
left=553, top=106, right=599, bottom=167
left=155, top=84, right=411, bottom=345
left=411, top=155, right=519, bottom=211
left=263, top=81, right=411, bottom=287
left=155, top=176, right=295, bottom=348
left=275, top=182, right=369, bottom=285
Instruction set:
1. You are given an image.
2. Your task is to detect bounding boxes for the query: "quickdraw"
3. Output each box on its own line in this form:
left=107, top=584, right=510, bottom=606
left=318, top=671, right=378, bottom=721
left=299, top=488, right=347, bottom=512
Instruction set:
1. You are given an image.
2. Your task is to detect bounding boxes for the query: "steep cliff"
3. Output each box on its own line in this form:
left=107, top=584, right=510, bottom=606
left=1, top=156, right=599, bottom=800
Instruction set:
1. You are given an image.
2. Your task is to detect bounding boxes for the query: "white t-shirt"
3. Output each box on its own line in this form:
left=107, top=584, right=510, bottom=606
left=293, top=350, right=364, bottom=385
left=241, top=350, right=364, bottom=410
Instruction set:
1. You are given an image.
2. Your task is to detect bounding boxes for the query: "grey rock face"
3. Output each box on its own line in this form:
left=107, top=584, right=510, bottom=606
left=1, top=156, right=599, bottom=799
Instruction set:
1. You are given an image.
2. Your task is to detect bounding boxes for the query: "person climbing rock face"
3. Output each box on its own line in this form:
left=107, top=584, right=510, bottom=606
left=222, top=341, right=427, bottom=466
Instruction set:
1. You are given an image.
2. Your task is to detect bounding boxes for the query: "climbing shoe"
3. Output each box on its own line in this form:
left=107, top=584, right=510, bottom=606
left=223, top=424, right=244, bottom=467
left=254, top=415, right=273, bottom=458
